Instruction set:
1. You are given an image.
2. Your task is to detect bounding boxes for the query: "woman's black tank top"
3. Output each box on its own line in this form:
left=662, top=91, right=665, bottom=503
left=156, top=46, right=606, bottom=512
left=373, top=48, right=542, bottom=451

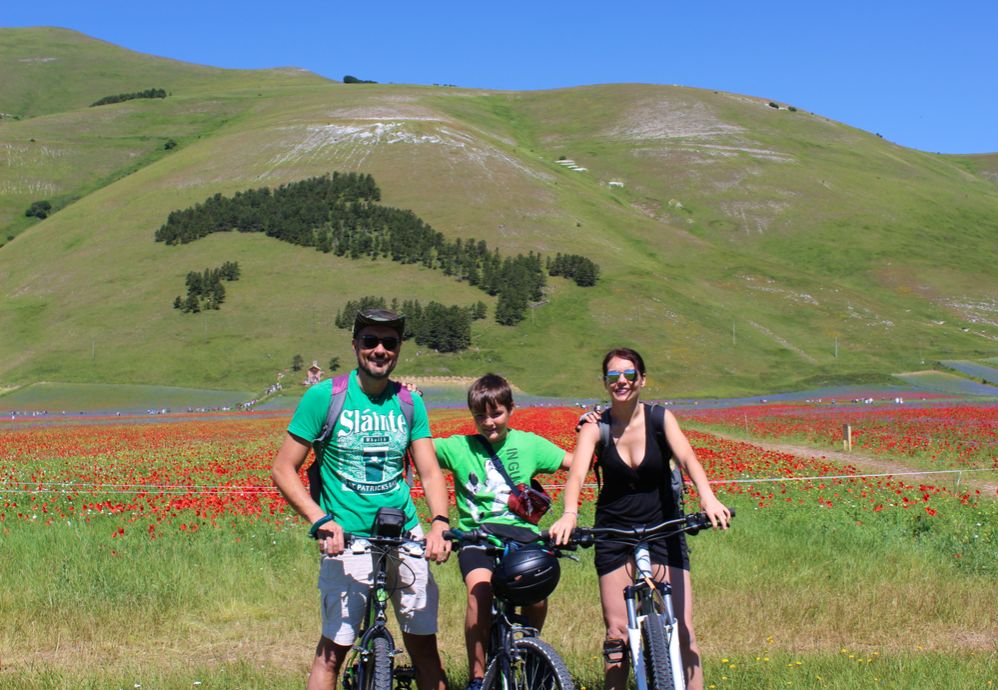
left=595, top=405, right=678, bottom=527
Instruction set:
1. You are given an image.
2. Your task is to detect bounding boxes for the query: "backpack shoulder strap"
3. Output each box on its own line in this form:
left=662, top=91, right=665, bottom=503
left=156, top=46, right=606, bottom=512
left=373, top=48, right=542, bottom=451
left=308, top=374, right=350, bottom=504
left=646, top=403, right=685, bottom=509
left=391, top=380, right=415, bottom=431
left=313, top=374, right=351, bottom=449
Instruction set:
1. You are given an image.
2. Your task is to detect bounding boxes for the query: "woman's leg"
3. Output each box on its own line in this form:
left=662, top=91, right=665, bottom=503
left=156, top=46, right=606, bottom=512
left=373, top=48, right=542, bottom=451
left=667, top=565, right=701, bottom=690
left=598, top=564, right=635, bottom=690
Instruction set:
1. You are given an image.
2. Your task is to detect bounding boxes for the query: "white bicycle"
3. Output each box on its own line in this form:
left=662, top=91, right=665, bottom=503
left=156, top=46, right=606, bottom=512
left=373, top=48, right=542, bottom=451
left=565, top=510, right=733, bottom=690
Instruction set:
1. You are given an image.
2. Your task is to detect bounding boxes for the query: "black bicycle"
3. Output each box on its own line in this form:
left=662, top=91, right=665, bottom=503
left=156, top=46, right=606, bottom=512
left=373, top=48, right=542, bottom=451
left=445, top=523, right=575, bottom=690
left=566, top=509, right=734, bottom=690
left=337, top=507, right=420, bottom=690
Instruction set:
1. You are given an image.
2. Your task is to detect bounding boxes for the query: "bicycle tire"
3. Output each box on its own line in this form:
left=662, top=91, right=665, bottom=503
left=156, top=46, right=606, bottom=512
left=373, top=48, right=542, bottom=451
left=362, top=635, right=393, bottom=690
left=483, top=637, right=575, bottom=690
left=641, top=612, right=679, bottom=690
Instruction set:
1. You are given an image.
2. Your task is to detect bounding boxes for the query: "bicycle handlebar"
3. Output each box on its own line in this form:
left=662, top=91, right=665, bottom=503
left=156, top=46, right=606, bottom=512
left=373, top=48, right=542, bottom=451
left=563, top=507, right=735, bottom=548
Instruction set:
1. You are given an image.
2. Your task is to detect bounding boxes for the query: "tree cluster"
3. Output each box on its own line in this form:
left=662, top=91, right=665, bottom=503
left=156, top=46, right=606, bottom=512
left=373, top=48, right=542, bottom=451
left=24, top=200, right=52, bottom=219
left=156, top=172, right=599, bottom=327
left=343, top=75, right=378, bottom=84
left=173, top=261, right=240, bottom=313
left=91, top=88, right=167, bottom=107
left=335, top=296, right=484, bottom=353
left=547, top=253, right=600, bottom=287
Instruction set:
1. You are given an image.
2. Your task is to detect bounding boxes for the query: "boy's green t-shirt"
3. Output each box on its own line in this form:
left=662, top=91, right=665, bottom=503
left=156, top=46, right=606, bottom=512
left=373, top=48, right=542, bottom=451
left=434, top=429, right=565, bottom=532
left=287, top=370, right=431, bottom=537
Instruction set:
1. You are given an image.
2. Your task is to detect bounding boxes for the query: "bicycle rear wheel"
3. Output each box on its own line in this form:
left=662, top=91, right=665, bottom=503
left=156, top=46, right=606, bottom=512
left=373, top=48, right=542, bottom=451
left=483, top=637, right=574, bottom=690
left=641, top=612, right=679, bottom=690
left=362, top=636, right=393, bottom=690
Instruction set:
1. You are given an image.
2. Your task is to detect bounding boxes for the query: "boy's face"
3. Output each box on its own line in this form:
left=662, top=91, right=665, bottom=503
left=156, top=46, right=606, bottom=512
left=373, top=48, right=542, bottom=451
left=473, top=403, right=512, bottom=444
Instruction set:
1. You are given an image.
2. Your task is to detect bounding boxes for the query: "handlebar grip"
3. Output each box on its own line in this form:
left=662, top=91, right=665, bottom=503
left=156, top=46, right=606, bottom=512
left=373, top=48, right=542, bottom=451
left=728, top=506, right=736, bottom=519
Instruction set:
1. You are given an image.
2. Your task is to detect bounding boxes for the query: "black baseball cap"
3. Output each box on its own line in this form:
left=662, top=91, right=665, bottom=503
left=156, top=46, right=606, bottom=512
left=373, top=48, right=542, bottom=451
left=353, top=308, right=405, bottom=338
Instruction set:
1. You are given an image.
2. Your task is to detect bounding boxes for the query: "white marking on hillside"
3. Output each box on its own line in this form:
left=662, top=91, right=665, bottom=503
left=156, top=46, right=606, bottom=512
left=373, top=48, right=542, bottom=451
left=17, top=56, right=58, bottom=63
left=846, top=304, right=895, bottom=329
left=747, top=321, right=818, bottom=363
left=608, top=97, right=744, bottom=141
left=943, top=298, right=998, bottom=328
left=740, top=275, right=819, bottom=305
left=260, top=121, right=550, bottom=182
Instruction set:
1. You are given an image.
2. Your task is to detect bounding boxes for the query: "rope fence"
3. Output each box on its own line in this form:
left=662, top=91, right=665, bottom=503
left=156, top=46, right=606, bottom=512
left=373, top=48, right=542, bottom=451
left=1, top=467, right=994, bottom=496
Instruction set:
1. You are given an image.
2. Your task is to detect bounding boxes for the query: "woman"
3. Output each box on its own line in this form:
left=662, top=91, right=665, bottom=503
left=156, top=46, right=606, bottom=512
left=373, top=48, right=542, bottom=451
left=549, top=347, right=729, bottom=690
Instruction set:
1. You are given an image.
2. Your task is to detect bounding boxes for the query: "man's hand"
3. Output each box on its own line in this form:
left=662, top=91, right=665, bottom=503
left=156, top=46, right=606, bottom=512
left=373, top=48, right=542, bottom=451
left=424, top=520, right=451, bottom=563
left=574, top=409, right=601, bottom=432
left=316, top=520, right=346, bottom=556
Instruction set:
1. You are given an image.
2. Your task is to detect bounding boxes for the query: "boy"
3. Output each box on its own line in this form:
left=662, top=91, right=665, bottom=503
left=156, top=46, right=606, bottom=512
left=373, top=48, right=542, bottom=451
left=432, top=373, right=572, bottom=690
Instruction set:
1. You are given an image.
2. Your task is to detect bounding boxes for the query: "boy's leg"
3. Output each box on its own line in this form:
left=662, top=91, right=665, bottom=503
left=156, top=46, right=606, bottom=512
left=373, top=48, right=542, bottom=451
left=464, top=567, right=494, bottom=681
left=523, top=598, right=548, bottom=631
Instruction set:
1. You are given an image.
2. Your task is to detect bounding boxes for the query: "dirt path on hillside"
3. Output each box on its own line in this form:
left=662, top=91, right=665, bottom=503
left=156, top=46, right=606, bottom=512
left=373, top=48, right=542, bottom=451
left=704, top=430, right=998, bottom=499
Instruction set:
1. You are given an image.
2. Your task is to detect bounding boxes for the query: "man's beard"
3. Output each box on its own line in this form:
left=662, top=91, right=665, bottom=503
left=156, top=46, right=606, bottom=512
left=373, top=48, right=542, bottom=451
left=357, top=355, right=396, bottom=380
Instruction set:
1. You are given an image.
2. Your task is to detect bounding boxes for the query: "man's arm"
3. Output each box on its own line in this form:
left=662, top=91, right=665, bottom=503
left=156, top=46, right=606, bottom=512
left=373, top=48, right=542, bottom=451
left=408, top=436, right=452, bottom=563
left=272, top=432, right=345, bottom=554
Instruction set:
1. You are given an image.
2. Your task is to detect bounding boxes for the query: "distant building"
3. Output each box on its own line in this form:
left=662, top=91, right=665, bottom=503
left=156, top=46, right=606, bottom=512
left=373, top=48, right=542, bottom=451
left=305, top=361, right=323, bottom=386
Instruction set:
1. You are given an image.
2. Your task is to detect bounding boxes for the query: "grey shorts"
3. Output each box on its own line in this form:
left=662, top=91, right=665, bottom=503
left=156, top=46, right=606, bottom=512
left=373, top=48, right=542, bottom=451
left=318, top=524, right=438, bottom=645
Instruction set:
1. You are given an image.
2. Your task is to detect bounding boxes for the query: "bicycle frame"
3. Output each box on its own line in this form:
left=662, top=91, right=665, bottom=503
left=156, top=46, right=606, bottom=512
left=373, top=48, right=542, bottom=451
left=625, top=542, right=683, bottom=690
left=338, top=535, right=423, bottom=690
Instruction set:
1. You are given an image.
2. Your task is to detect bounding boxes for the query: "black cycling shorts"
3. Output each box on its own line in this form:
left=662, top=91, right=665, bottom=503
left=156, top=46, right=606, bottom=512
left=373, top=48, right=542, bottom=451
left=593, top=531, right=689, bottom=577
left=458, top=545, right=496, bottom=580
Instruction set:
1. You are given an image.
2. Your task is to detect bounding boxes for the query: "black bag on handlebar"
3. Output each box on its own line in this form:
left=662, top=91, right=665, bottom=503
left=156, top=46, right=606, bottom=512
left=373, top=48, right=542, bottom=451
left=373, top=507, right=406, bottom=538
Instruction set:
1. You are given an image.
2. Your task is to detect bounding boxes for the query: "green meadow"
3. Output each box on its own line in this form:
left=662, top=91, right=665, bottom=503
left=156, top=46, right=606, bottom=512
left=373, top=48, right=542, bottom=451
left=1, top=488, right=993, bottom=689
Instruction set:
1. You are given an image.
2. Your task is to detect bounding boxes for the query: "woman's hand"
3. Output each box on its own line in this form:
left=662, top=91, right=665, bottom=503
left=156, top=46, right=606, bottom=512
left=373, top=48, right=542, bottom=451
left=698, top=494, right=731, bottom=530
left=548, top=512, right=578, bottom=545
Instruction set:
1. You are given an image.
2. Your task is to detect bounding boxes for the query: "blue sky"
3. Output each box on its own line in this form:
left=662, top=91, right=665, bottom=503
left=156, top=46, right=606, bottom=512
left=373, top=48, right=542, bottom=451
left=3, top=1, right=996, bottom=153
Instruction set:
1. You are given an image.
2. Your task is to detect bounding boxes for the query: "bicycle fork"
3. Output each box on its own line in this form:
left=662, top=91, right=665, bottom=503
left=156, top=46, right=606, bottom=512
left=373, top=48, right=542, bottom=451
left=625, top=579, right=683, bottom=690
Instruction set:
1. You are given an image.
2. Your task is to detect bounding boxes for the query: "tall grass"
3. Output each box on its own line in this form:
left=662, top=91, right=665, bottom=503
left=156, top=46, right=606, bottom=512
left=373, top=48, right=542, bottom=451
left=1, top=492, right=993, bottom=688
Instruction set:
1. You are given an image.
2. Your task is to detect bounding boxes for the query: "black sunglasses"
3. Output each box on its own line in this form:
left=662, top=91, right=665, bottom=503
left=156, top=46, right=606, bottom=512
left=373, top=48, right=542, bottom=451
left=604, top=369, right=639, bottom=383
left=358, top=334, right=400, bottom=351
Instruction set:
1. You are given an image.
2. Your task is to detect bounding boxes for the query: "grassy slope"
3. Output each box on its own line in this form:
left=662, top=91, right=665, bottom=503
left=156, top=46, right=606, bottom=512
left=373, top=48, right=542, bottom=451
left=0, top=29, right=996, bottom=398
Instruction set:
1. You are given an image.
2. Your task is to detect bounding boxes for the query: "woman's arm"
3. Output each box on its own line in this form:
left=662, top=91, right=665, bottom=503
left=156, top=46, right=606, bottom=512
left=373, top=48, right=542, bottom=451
left=549, top=423, right=599, bottom=544
left=664, top=409, right=731, bottom=529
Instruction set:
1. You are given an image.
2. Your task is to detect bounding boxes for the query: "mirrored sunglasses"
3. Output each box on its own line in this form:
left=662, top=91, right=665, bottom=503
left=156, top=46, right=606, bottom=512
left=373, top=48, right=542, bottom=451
left=604, top=369, right=639, bottom=384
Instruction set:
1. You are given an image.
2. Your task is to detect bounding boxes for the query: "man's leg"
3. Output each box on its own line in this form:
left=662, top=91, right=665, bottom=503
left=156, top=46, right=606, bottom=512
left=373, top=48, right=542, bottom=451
left=402, top=632, right=448, bottom=690
left=308, top=636, right=351, bottom=690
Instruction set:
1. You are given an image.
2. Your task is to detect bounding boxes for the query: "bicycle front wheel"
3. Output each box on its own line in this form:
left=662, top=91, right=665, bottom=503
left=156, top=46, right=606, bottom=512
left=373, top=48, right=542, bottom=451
left=483, top=637, right=575, bottom=690
left=641, top=612, right=679, bottom=690
left=362, top=636, right=393, bottom=690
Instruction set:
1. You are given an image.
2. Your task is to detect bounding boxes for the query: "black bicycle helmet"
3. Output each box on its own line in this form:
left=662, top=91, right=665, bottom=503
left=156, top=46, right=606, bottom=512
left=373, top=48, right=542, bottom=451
left=491, top=544, right=561, bottom=606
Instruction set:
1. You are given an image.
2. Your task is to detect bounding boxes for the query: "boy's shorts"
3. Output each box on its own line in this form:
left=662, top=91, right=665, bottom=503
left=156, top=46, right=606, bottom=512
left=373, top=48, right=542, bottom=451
left=457, top=544, right=496, bottom=579
left=318, top=524, right=438, bottom=645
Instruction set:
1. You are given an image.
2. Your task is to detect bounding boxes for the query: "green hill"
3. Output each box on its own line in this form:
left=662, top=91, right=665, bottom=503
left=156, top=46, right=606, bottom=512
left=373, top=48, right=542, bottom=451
left=1, top=27, right=996, bottom=398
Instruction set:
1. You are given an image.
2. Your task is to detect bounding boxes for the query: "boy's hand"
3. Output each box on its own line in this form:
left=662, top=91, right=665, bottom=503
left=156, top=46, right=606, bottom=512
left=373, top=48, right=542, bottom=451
left=574, top=409, right=600, bottom=432
left=548, top=512, right=578, bottom=546
left=401, top=381, right=423, bottom=397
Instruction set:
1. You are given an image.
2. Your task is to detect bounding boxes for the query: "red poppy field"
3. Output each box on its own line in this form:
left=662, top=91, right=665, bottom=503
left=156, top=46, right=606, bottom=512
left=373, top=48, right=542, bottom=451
left=1, top=405, right=995, bottom=688
left=682, top=401, right=998, bottom=471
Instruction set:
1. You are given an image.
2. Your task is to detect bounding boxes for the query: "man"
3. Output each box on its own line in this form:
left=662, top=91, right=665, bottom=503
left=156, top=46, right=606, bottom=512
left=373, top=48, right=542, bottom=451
left=272, top=308, right=451, bottom=690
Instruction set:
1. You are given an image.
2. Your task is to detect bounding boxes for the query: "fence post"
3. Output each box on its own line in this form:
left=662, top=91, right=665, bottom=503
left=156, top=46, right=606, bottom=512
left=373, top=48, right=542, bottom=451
left=842, top=424, right=852, bottom=452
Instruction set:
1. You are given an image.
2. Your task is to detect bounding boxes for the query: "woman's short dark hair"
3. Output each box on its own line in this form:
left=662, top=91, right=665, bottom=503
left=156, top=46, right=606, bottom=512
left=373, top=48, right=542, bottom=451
left=602, top=348, right=646, bottom=376
left=467, top=373, right=515, bottom=414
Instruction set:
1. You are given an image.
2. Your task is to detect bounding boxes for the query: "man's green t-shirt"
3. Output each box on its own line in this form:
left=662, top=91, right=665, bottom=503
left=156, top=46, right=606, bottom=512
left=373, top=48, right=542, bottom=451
left=288, top=370, right=431, bottom=537
left=434, top=429, right=565, bottom=532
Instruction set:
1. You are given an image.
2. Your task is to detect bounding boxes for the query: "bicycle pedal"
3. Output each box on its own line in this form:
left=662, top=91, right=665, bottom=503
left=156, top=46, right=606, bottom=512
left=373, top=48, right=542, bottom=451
left=394, top=665, right=416, bottom=690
